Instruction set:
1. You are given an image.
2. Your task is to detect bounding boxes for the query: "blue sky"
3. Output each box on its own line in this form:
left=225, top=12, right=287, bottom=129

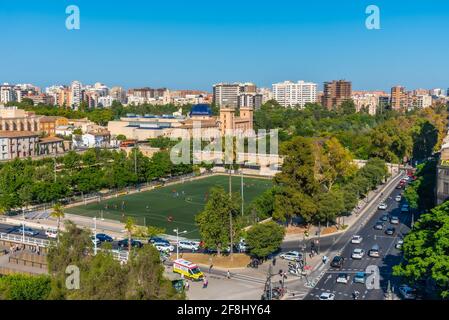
left=1, top=0, right=448, bottom=91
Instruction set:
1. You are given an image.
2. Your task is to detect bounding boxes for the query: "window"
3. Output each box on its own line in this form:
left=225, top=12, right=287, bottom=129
left=444, top=182, right=449, bottom=195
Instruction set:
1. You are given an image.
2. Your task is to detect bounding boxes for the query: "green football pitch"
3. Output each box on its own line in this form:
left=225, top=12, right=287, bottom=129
left=66, top=175, right=272, bottom=239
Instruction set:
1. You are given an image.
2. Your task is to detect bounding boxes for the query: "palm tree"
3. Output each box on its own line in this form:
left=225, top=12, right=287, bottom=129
left=51, top=203, right=65, bottom=243
left=124, top=217, right=135, bottom=254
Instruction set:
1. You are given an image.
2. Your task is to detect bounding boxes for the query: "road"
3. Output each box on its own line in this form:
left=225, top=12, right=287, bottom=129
left=0, top=222, right=49, bottom=240
left=304, top=176, right=412, bottom=300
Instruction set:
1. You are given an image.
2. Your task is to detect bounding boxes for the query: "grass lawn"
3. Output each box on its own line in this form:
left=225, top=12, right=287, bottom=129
left=66, top=175, right=272, bottom=239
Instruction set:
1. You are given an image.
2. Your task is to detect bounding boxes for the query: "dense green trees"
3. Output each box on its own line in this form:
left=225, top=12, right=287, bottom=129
left=403, top=160, right=437, bottom=212
left=0, top=148, right=193, bottom=213
left=393, top=201, right=449, bottom=299
left=246, top=221, right=285, bottom=258
left=0, top=274, right=51, bottom=300
left=47, top=221, right=182, bottom=300
left=195, top=187, right=241, bottom=255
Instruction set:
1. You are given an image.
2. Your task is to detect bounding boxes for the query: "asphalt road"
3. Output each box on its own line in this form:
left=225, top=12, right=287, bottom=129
left=0, top=222, right=49, bottom=240
left=304, top=176, right=413, bottom=300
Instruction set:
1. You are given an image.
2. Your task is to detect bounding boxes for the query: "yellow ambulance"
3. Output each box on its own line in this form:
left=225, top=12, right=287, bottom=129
left=173, top=259, right=204, bottom=281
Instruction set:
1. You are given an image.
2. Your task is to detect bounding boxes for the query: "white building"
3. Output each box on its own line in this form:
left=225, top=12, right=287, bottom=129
left=70, top=81, right=82, bottom=110
left=98, top=96, right=115, bottom=108
left=272, top=80, right=317, bottom=107
left=415, top=94, right=433, bottom=109
left=213, top=83, right=256, bottom=108
left=72, top=131, right=111, bottom=149
left=0, top=131, right=39, bottom=160
left=0, top=84, right=15, bottom=104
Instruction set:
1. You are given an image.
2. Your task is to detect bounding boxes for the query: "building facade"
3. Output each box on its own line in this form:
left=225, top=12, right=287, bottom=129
left=0, top=131, right=39, bottom=160
left=272, top=80, right=317, bottom=108
left=322, top=80, right=352, bottom=109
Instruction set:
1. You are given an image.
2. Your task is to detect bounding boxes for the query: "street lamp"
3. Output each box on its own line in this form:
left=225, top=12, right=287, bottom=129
left=174, top=228, right=187, bottom=260
left=93, top=217, right=97, bottom=256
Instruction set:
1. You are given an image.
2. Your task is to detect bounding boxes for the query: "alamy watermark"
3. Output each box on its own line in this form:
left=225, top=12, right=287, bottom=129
left=65, top=5, right=80, bottom=30
left=366, top=5, right=381, bottom=30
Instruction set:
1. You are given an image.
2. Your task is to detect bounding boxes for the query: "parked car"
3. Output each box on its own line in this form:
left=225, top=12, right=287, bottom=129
left=351, top=248, right=365, bottom=260
left=319, top=292, right=335, bottom=300
left=21, top=227, right=39, bottom=237
left=279, top=251, right=302, bottom=261
left=395, top=195, right=402, bottom=202
left=395, top=239, right=404, bottom=249
left=336, top=273, right=349, bottom=284
left=95, top=233, right=113, bottom=242
left=353, top=272, right=366, bottom=284
left=380, top=214, right=389, bottom=222
left=178, top=241, right=199, bottom=251
left=149, top=237, right=170, bottom=245
left=401, top=204, right=410, bottom=213
left=91, top=236, right=100, bottom=246
left=118, top=238, right=143, bottom=248
left=385, top=227, right=396, bottom=235
left=45, top=228, right=58, bottom=239
left=399, top=285, right=416, bottom=300
left=154, top=242, right=175, bottom=252
left=374, top=222, right=384, bottom=230
left=351, top=235, right=363, bottom=244
left=330, top=256, right=345, bottom=268
left=390, top=216, right=400, bottom=225
left=378, top=202, right=388, bottom=210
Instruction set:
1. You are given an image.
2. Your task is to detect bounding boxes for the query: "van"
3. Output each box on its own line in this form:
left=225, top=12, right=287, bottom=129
left=45, top=228, right=58, bottom=239
left=173, top=259, right=204, bottom=281
left=368, top=245, right=380, bottom=258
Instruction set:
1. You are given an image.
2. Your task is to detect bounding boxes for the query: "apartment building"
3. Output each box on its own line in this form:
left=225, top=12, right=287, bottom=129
left=322, top=80, right=352, bottom=109
left=272, top=80, right=317, bottom=108
left=0, top=131, right=39, bottom=160
left=39, top=116, right=69, bottom=136
left=390, top=86, right=408, bottom=111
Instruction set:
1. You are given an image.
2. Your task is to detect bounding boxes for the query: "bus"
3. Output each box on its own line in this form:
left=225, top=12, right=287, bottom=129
left=173, top=259, right=204, bottom=281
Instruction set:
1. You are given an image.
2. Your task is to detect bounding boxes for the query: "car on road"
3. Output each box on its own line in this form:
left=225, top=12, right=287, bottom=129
left=390, top=216, right=400, bottom=224
left=91, top=236, right=100, bottom=246
left=395, top=195, right=402, bottom=202
left=353, top=272, right=366, bottom=284
left=351, top=235, right=363, bottom=244
left=154, top=242, right=175, bottom=252
left=399, top=285, right=416, bottom=300
left=319, top=292, right=335, bottom=300
left=148, top=237, right=170, bottom=245
left=385, top=227, right=396, bottom=235
left=330, top=256, right=345, bottom=268
left=279, top=251, right=302, bottom=261
left=19, top=227, right=39, bottom=237
left=401, top=204, right=410, bottom=213
left=396, top=184, right=403, bottom=190
left=95, top=233, right=113, bottom=242
left=380, top=214, right=389, bottom=222
left=395, top=239, right=404, bottom=249
left=336, top=273, right=349, bottom=284
left=378, top=202, right=388, bottom=210
left=177, top=241, right=199, bottom=251
left=118, top=238, right=143, bottom=249
left=45, top=228, right=58, bottom=239
left=368, top=244, right=380, bottom=258
left=351, top=248, right=365, bottom=259
left=374, top=222, right=384, bottom=230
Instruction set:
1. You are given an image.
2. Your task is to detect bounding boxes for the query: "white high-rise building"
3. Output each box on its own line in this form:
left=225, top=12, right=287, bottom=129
left=70, top=81, right=82, bottom=110
left=272, top=80, right=317, bottom=107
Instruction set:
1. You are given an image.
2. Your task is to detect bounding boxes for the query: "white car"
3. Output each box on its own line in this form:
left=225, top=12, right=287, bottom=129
left=351, top=235, right=363, bottom=244
left=177, top=241, right=199, bottom=251
left=351, top=248, right=365, bottom=260
left=279, top=251, right=302, bottom=261
left=399, top=285, right=416, bottom=299
left=154, top=242, right=175, bottom=252
left=91, top=236, right=100, bottom=246
left=45, top=228, right=58, bottom=239
left=395, top=195, right=402, bottom=202
left=378, top=203, right=388, bottom=210
left=319, top=292, right=335, bottom=300
left=395, top=239, right=404, bottom=249
left=390, top=216, right=400, bottom=224
left=336, top=273, right=349, bottom=284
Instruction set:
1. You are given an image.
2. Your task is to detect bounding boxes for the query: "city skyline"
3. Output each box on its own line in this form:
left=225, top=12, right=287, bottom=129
left=1, top=0, right=449, bottom=90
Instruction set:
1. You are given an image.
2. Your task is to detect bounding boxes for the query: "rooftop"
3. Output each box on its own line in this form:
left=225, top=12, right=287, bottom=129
left=0, top=130, right=39, bottom=138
